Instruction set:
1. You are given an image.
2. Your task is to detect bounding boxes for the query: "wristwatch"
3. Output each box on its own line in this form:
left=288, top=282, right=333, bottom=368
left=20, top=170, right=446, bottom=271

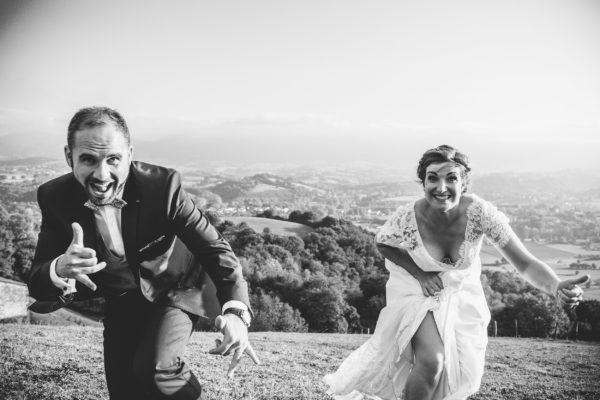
left=224, top=307, right=251, bottom=327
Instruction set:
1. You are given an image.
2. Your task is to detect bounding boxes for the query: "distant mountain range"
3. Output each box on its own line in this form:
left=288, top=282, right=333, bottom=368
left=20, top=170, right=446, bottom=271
left=3, top=129, right=597, bottom=176
left=471, top=171, right=600, bottom=199
left=2, top=154, right=600, bottom=203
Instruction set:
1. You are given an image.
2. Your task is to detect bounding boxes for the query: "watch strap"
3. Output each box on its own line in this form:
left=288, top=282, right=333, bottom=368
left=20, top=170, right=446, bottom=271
left=224, top=307, right=251, bottom=327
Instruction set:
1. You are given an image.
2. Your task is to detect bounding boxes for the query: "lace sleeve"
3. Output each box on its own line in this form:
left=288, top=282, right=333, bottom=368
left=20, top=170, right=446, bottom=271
left=480, top=199, right=511, bottom=248
left=375, top=205, right=417, bottom=250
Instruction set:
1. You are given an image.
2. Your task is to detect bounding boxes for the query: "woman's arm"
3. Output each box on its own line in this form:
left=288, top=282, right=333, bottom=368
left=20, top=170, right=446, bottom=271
left=377, top=243, right=443, bottom=297
left=495, top=227, right=588, bottom=305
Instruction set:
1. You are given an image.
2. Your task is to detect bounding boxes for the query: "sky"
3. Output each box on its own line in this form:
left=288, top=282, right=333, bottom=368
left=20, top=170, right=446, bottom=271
left=0, top=0, right=599, bottom=173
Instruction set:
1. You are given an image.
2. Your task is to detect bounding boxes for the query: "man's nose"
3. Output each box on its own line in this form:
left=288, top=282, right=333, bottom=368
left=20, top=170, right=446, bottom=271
left=92, top=161, right=110, bottom=181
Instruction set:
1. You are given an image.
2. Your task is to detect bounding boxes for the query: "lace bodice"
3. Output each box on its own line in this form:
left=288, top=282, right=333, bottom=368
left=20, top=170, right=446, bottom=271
left=376, top=194, right=510, bottom=271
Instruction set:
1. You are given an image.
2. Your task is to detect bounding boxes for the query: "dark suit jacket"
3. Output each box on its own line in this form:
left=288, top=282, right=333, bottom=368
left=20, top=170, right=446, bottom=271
left=28, top=161, right=250, bottom=316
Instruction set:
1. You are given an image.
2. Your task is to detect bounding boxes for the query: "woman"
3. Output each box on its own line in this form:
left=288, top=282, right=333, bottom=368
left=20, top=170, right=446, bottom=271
left=323, top=145, right=588, bottom=400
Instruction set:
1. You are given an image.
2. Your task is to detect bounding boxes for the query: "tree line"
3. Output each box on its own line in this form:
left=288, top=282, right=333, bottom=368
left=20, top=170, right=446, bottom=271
left=0, top=201, right=598, bottom=340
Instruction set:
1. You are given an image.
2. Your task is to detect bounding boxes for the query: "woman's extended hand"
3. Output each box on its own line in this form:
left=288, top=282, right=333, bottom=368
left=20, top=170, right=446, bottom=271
left=556, top=274, right=589, bottom=308
left=415, top=271, right=444, bottom=297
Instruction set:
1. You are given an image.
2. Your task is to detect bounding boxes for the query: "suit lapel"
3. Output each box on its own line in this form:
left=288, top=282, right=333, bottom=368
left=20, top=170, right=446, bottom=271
left=121, top=169, right=141, bottom=266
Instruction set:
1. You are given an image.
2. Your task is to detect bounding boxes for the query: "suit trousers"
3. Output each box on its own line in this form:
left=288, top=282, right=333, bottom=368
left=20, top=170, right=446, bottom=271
left=103, top=290, right=204, bottom=400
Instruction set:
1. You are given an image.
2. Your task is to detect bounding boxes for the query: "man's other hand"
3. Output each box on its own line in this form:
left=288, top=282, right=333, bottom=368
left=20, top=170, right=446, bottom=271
left=209, top=314, right=260, bottom=378
left=55, top=222, right=106, bottom=291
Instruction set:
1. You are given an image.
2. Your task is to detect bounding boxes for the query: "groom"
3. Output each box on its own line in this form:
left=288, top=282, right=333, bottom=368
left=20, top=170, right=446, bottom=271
left=28, top=106, right=257, bottom=399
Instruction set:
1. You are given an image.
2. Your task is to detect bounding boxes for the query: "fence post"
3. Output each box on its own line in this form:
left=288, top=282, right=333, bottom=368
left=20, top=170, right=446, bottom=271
left=575, top=321, right=579, bottom=341
left=494, top=320, right=497, bottom=338
left=514, top=319, right=518, bottom=338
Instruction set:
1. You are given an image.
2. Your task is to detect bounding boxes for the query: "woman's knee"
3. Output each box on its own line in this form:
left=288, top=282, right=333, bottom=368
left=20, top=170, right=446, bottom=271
left=416, top=351, right=445, bottom=382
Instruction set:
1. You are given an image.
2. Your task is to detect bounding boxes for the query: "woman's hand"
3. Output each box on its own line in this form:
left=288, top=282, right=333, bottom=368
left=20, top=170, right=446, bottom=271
left=414, top=271, right=444, bottom=297
left=556, top=275, right=589, bottom=308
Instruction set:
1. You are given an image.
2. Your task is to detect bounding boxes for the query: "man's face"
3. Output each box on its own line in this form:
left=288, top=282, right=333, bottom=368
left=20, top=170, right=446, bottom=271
left=65, top=123, right=133, bottom=205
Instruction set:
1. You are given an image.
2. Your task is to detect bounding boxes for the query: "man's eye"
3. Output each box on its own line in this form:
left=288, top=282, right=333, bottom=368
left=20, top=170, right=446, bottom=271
left=80, top=156, right=95, bottom=165
left=107, top=157, right=120, bottom=165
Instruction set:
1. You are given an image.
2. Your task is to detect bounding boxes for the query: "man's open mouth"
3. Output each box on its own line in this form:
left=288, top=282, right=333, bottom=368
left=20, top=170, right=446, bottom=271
left=89, top=182, right=113, bottom=195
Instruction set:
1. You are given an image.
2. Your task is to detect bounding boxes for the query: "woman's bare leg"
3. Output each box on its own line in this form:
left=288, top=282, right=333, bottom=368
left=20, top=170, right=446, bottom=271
left=404, top=312, right=445, bottom=400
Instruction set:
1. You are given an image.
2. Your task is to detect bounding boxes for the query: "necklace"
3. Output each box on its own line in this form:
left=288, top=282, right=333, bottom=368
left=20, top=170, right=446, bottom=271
left=441, top=255, right=456, bottom=265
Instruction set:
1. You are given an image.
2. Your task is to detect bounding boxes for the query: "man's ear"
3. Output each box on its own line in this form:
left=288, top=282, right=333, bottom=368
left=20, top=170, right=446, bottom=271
left=64, top=145, right=73, bottom=168
left=128, top=146, right=134, bottom=165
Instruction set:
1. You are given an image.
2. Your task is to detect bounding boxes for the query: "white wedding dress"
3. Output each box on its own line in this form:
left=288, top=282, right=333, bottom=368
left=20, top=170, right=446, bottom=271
left=324, top=194, right=511, bottom=400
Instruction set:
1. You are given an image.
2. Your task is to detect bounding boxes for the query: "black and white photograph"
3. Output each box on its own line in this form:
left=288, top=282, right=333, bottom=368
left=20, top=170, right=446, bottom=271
left=0, top=1, right=599, bottom=399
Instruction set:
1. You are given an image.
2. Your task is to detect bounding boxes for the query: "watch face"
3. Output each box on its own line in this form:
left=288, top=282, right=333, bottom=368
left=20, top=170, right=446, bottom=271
left=238, top=309, right=250, bottom=324
left=242, top=311, right=251, bottom=324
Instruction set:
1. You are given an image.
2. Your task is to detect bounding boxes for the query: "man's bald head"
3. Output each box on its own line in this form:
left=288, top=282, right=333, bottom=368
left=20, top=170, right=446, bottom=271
left=67, top=107, right=130, bottom=150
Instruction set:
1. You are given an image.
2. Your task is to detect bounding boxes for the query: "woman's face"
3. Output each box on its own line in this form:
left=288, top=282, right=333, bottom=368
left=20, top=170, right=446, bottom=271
left=423, top=161, right=464, bottom=212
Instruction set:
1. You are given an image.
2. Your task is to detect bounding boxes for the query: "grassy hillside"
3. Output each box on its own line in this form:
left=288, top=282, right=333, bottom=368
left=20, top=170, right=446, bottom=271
left=28, top=306, right=102, bottom=327
left=1, top=324, right=599, bottom=399
left=224, top=216, right=314, bottom=238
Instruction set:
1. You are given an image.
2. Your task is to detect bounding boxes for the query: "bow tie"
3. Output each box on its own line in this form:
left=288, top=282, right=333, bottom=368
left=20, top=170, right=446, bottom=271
left=84, top=198, right=128, bottom=211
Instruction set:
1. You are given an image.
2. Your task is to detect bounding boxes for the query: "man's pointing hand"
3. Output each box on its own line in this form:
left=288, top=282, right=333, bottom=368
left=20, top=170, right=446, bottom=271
left=55, top=222, right=106, bottom=291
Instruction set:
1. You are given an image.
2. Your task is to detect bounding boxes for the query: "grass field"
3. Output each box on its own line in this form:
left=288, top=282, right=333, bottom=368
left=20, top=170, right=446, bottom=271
left=26, top=298, right=102, bottom=327
left=480, top=243, right=577, bottom=264
left=1, top=324, right=599, bottom=400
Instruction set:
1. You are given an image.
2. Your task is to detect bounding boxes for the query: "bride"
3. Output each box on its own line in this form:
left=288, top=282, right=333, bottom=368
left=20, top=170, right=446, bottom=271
left=323, top=144, right=588, bottom=400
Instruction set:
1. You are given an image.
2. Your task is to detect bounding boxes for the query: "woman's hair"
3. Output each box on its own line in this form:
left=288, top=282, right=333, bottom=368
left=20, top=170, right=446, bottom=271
left=416, top=144, right=471, bottom=192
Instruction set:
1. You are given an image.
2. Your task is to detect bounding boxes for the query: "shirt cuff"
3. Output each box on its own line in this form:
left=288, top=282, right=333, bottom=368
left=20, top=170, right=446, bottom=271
left=222, top=300, right=248, bottom=314
left=49, top=256, right=77, bottom=295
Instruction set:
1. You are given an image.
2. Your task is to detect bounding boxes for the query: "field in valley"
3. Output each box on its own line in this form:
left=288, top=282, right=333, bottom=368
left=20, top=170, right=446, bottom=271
left=481, top=243, right=600, bottom=301
left=1, top=324, right=599, bottom=400
left=224, top=217, right=314, bottom=238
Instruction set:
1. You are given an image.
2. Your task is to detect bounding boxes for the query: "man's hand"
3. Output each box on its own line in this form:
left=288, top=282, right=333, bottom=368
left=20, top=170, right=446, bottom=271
left=556, top=274, right=589, bottom=308
left=209, top=314, right=260, bottom=378
left=55, top=222, right=106, bottom=291
left=415, top=271, right=444, bottom=297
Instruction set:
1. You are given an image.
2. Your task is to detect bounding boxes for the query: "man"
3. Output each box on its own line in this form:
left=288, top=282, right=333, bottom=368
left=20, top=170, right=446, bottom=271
left=28, top=107, right=258, bottom=400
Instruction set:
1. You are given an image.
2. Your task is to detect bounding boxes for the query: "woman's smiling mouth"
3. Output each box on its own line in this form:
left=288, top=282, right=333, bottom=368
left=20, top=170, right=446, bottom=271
left=433, top=193, right=452, bottom=201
